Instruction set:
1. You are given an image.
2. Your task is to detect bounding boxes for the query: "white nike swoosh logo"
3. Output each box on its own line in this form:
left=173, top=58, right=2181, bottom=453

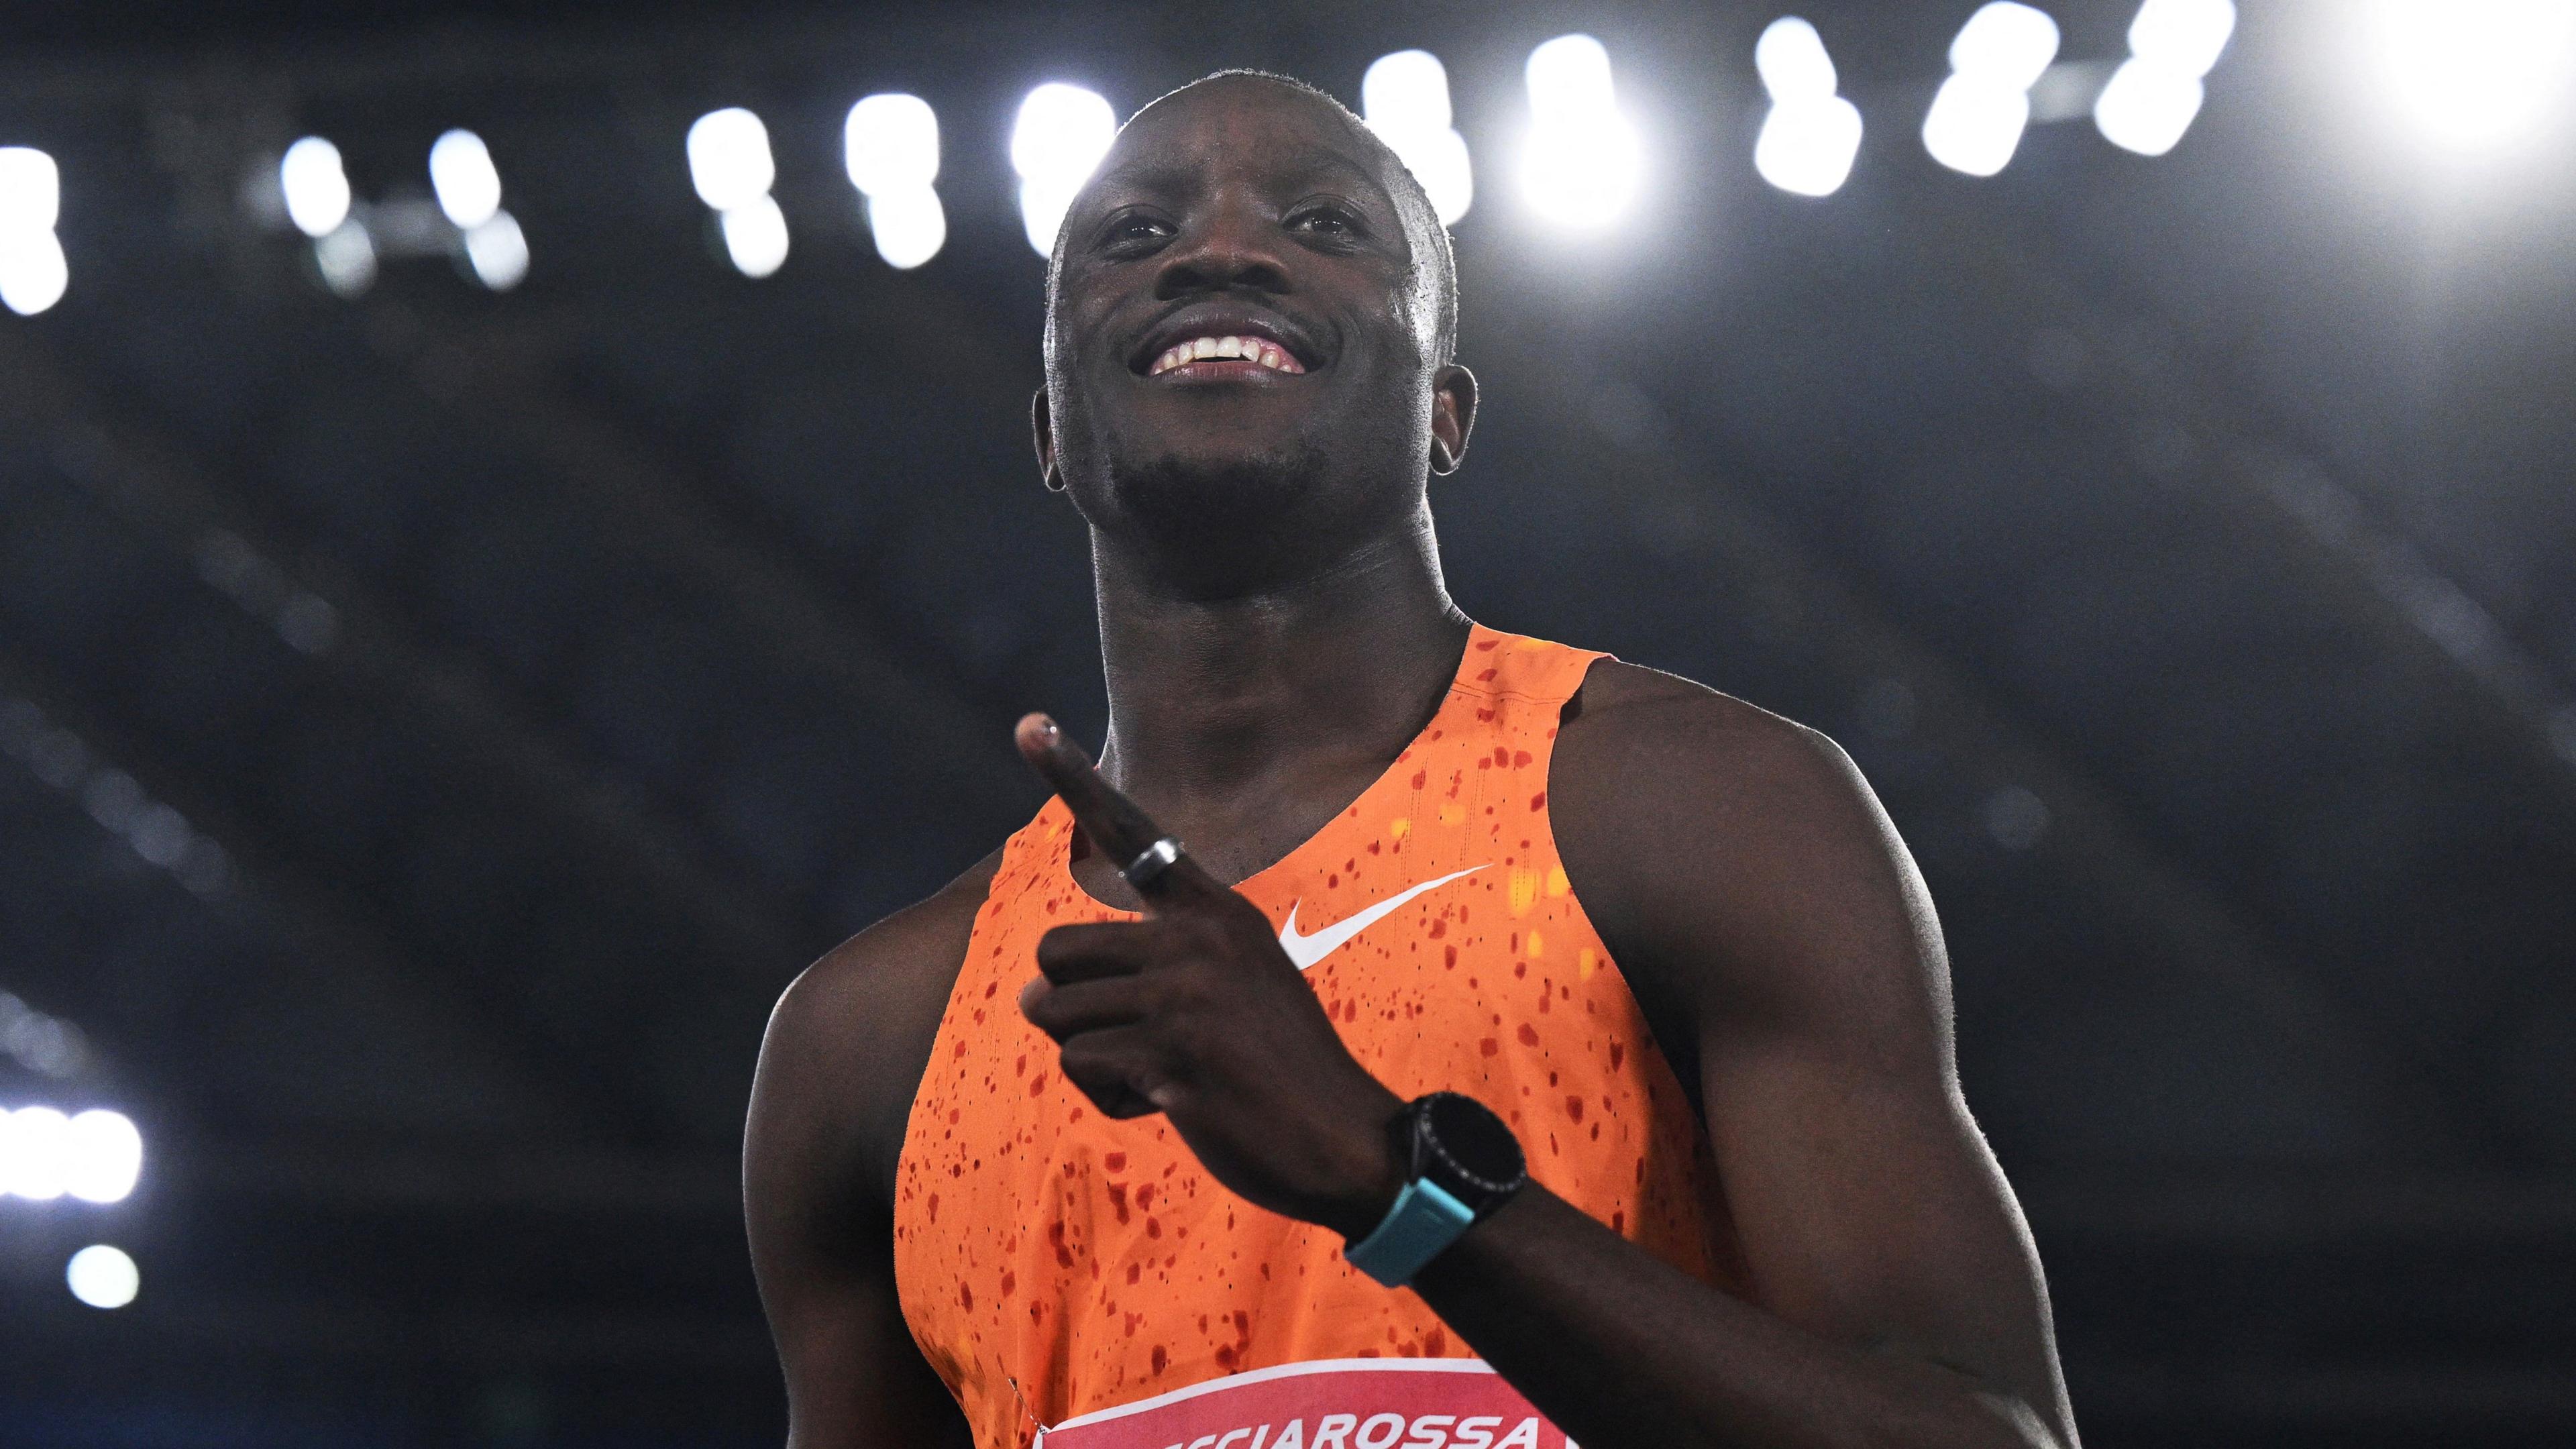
left=1277, top=865, right=1489, bottom=971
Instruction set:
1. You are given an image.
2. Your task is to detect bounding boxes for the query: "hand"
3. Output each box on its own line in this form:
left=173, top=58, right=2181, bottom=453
left=1013, top=714, right=1407, bottom=1241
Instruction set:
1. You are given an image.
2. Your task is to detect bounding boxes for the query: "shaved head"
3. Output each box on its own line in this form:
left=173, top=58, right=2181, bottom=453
left=1049, top=70, right=1458, bottom=366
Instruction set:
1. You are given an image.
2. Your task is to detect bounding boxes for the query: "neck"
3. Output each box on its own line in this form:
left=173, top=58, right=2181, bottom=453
left=1091, top=503, right=1470, bottom=812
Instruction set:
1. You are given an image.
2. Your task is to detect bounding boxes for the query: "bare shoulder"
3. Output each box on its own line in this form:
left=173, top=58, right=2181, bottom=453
left=1556, top=658, right=1888, bottom=854
left=1552, top=659, right=1945, bottom=1067
left=750, top=848, right=1005, bottom=1216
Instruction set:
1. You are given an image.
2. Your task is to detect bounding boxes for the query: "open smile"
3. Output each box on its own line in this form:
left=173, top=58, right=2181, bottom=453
left=1146, top=333, right=1308, bottom=378
left=1130, top=307, right=1324, bottom=384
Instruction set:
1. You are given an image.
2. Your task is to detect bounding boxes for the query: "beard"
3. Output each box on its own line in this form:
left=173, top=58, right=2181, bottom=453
left=1076, top=433, right=1379, bottom=600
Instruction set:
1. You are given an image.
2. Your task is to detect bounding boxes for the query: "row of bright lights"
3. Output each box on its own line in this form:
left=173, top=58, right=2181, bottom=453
left=1, top=0, right=2571, bottom=305
left=0, top=1106, right=143, bottom=1204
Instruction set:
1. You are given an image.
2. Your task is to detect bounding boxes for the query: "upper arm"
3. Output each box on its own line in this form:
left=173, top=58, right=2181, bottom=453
left=1553, top=666, right=2075, bottom=1444
left=744, top=857, right=996, bottom=1449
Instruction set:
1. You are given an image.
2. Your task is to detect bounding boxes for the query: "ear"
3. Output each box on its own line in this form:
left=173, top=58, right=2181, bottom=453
left=1032, top=385, right=1067, bottom=493
left=1428, top=364, right=1478, bottom=478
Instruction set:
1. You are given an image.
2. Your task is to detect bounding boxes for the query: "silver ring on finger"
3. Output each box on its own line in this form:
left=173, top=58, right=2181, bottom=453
left=1121, top=836, right=1184, bottom=890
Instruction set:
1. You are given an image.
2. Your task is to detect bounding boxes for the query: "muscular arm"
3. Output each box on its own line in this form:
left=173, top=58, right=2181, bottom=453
left=743, top=855, right=997, bottom=1449
left=1403, top=662, right=2076, bottom=1449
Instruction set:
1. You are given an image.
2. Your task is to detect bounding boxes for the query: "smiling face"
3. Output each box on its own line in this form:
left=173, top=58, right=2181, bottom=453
left=1038, top=74, right=1473, bottom=597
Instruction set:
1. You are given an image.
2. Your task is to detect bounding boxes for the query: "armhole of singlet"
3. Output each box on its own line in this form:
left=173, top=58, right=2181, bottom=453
left=1519, top=647, right=1709, bottom=1111
left=888, top=806, right=1067, bottom=1374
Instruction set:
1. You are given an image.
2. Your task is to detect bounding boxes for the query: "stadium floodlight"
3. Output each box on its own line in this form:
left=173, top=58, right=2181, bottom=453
left=865, top=186, right=947, bottom=270
left=66, top=1244, right=138, bottom=1309
left=1012, top=83, right=1118, bottom=257
left=279, top=136, right=352, bottom=239
left=0, top=1106, right=71, bottom=1198
left=687, top=107, right=776, bottom=213
left=845, top=94, right=946, bottom=268
left=2129, top=0, right=2238, bottom=78
left=0, top=225, right=68, bottom=316
left=64, top=1109, right=141, bottom=1204
left=313, top=218, right=376, bottom=298
left=845, top=93, right=940, bottom=196
left=0, top=146, right=60, bottom=234
left=2093, top=59, right=2208, bottom=156
left=1923, top=3, right=2061, bottom=177
left=1362, top=50, right=1474, bottom=224
left=428, top=129, right=502, bottom=229
left=1520, top=34, right=1644, bottom=229
left=2094, top=0, right=2237, bottom=156
left=720, top=193, right=790, bottom=278
left=1754, top=17, right=1864, bottom=197
left=463, top=211, right=529, bottom=290
left=2364, top=0, right=2576, bottom=152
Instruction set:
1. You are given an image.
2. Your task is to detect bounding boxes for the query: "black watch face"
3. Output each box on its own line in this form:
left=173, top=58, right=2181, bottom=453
left=1424, top=1093, right=1525, bottom=1192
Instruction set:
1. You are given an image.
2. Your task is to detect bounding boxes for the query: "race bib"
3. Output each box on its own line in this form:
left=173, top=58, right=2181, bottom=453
left=1036, top=1358, right=1575, bottom=1449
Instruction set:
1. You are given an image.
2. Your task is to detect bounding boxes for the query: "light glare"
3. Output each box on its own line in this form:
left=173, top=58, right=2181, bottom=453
left=2129, top=0, right=2238, bottom=77
left=0, top=147, right=61, bottom=233
left=280, top=136, right=352, bottom=239
left=1, top=1107, right=70, bottom=1198
left=1011, top=84, right=1117, bottom=256
left=313, top=218, right=377, bottom=297
left=2096, top=0, right=2235, bottom=156
left=1756, top=17, right=1839, bottom=101
left=720, top=195, right=790, bottom=278
left=688, top=108, right=776, bottom=213
left=1924, top=76, right=2036, bottom=176
left=427, top=129, right=502, bottom=229
left=1363, top=50, right=1474, bottom=224
left=0, top=227, right=68, bottom=316
left=1756, top=97, right=1865, bottom=197
left=464, top=211, right=529, bottom=290
left=2366, top=0, right=2576, bottom=150
left=1755, top=19, right=1862, bottom=196
left=1949, top=2, right=2063, bottom=91
left=65, top=1110, right=142, bottom=1203
left=2094, top=60, right=2206, bottom=156
left=1521, top=35, right=1642, bottom=227
left=1925, top=4, right=2059, bottom=176
left=1526, top=34, right=1617, bottom=119
left=844, top=94, right=940, bottom=196
left=66, top=1244, right=138, bottom=1309
left=866, top=186, right=947, bottom=270
left=1363, top=50, right=1454, bottom=133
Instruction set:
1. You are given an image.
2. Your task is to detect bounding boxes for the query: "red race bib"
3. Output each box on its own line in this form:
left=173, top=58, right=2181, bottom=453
left=1036, top=1359, right=1576, bottom=1449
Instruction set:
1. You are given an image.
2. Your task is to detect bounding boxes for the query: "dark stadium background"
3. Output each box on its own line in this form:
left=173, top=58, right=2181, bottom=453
left=1, top=1, right=2571, bottom=1444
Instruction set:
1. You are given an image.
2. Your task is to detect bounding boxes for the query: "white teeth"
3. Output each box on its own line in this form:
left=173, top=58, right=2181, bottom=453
left=1150, top=335, right=1303, bottom=375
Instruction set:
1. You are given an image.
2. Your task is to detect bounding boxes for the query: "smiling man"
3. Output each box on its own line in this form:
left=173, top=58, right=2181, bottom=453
left=745, top=72, right=2078, bottom=1449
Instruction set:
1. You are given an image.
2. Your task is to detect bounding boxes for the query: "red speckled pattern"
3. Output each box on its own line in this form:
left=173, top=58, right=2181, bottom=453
left=893, top=627, right=1739, bottom=1449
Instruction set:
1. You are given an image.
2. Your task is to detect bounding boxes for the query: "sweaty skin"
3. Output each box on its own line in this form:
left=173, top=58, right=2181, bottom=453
left=745, top=74, right=2078, bottom=1449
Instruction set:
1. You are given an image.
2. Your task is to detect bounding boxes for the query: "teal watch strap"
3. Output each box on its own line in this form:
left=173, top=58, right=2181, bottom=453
left=1342, top=1177, right=1477, bottom=1287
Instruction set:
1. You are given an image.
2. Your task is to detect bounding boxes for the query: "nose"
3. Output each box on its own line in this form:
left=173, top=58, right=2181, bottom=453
left=1151, top=193, right=1291, bottom=301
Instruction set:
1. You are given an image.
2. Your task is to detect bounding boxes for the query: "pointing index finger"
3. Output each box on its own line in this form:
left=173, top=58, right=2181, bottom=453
left=1014, top=714, right=1218, bottom=906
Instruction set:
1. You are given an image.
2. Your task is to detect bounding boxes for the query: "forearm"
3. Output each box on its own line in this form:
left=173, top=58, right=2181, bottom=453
left=1408, top=1185, right=2059, bottom=1449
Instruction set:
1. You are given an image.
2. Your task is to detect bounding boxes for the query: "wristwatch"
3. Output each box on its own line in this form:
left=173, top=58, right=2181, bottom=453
left=1342, top=1091, right=1528, bottom=1287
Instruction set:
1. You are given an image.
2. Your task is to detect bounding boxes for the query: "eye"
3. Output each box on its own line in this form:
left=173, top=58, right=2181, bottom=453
left=1102, top=211, right=1174, bottom=249
left=1291, top=204, right=1364, bottom=238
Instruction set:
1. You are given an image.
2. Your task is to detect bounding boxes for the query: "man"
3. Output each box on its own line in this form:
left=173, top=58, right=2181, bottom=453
left=746, top=71, right=2078, bottom=1449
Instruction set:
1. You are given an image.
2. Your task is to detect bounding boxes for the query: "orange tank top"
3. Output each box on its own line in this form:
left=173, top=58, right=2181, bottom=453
left=894, top=626, right=1737, bottom=1449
